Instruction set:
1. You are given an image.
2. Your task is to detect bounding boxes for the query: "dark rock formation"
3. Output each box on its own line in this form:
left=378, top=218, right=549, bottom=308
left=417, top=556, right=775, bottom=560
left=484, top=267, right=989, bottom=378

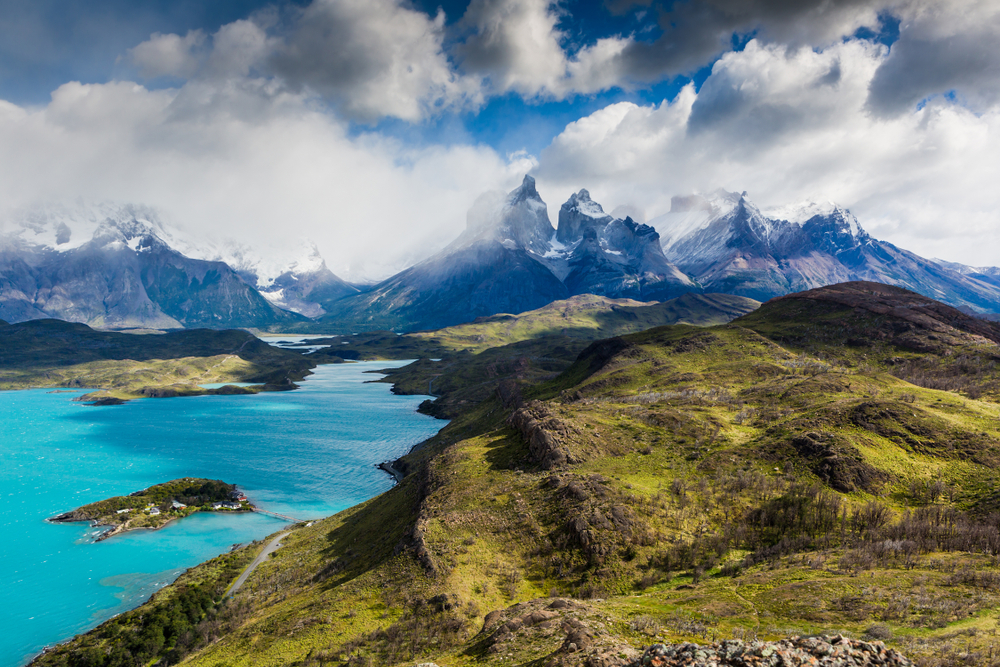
left=508, top=401, right=579, bottom=469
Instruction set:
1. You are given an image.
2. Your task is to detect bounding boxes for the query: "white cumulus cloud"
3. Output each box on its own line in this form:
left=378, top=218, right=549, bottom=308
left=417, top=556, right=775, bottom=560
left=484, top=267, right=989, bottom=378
left=535, top=38, right=1000, bottom=267
left=0, top=78, right=532, bottom=280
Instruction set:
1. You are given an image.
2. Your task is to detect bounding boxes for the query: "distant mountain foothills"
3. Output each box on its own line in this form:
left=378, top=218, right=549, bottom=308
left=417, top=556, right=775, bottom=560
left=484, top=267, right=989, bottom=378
left=35, top=282, right=1000, bottom=667
left=305, top=292, right=760, bottom=418
left=0, top=318, right=314, bottom=401
left=2, top=184, right=1000, bottom=332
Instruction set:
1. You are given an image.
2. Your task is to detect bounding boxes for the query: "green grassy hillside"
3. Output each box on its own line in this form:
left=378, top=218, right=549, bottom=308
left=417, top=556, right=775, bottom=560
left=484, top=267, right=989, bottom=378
left=409, top=293, right=762, bottom=354
left=305, top=293, right=760, bottom=360
left=309, top=293, right=760, bottom=419
left=32, top=283, right=1000, bottom=667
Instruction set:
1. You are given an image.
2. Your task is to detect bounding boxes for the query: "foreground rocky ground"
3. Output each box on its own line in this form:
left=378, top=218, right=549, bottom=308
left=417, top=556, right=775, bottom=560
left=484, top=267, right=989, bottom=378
left=625, top=636, right=913, bottom=666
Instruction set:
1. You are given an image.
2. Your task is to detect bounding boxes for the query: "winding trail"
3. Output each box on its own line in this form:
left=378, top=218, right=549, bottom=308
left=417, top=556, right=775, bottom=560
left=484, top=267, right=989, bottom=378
left=227, top=531, right=290, bottom=597
left=731, top=583, right=760, bottom=637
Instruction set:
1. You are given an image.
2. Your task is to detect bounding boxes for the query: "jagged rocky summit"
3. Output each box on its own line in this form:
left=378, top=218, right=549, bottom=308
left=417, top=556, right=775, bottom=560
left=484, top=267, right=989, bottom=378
left=319, top=176, right=698, bottom=332
left=654, top=189, right=1000, bottom=311
left=319, top=178, right=1000, bottom=332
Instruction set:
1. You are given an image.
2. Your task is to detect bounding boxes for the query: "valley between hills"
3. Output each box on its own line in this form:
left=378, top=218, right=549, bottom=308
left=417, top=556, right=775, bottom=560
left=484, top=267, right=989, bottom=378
left=28, top=281, right=1000, bottom=667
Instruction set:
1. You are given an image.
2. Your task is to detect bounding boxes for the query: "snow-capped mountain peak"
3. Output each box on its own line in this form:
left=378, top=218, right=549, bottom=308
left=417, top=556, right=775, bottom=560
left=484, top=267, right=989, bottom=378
left=557, top=188, right=614, bottom=244
left=653, top=189, right=743, bottom=253
left=455, top=175, right=554, bottom=254
left=564, top=189, right=609, bottom=219
left=4, top=202, right=176, bottom=253
left=764, top=200, right=865, bottom=238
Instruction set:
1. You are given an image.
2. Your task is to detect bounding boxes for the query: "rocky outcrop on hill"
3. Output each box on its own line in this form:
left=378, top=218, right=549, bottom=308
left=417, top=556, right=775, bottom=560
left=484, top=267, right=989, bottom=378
left=475, top=597, right=639, bottom=667
left=470, top=599, right=915, bottom=667
left=789, top=431, right=889, bottom=493
left=508, top=400, right=580, bottom=469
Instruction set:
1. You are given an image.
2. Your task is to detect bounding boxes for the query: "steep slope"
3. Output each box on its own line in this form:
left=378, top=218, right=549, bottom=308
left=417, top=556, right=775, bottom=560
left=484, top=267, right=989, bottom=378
left=653, top=191, right=1000, bottom=312
left=37, top=282, right=1000, bottom=667
left=0, top=204, right=308, bottom=329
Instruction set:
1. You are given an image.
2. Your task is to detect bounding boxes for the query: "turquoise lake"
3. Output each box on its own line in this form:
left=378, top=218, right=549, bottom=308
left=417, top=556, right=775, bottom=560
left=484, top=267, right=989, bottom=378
left=0, top=361, right=443, bottom=667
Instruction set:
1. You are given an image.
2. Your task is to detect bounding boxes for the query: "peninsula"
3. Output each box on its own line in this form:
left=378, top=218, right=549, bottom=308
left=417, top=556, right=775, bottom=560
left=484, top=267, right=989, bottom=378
left=50, top=478, right=253, bottom=541
left=0, top=319, right=315, bottom=403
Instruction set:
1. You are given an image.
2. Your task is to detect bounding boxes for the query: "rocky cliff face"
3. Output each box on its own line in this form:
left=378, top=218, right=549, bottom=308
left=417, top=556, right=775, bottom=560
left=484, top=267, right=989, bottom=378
left=319, top=179, right=698, bottom=332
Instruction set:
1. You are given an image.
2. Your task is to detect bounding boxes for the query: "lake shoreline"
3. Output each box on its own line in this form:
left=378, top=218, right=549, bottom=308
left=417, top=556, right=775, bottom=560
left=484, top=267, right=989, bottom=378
left=3, top=361, right=443, bottom=667
left=50, top=507, right=258, bottom=542
left=48, top=478, right=254, bottom=542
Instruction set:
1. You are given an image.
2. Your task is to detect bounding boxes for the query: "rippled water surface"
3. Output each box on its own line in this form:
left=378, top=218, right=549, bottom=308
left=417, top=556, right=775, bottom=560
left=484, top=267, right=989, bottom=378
left=0, top=361, right=441, bottom=666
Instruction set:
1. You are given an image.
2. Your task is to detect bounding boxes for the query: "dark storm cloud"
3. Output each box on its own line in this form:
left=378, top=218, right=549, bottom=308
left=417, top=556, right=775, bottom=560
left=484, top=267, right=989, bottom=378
left=866, top=19, right=1000, bottom=116
left=609, top=0, right=884, bottom=82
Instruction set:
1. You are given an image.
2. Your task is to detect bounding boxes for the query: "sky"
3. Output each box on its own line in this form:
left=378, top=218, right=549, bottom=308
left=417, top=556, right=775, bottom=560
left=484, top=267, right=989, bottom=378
left=0, top=0, right=998, bottom=280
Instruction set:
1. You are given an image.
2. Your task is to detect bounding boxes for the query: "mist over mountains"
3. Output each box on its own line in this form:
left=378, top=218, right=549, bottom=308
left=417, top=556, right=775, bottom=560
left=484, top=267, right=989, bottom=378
left=1, top=179, right=998, bottom=332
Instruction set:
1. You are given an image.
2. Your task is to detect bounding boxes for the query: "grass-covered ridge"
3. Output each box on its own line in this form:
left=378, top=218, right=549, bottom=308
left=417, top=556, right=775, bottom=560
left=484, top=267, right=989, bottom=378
left=311, top=293, right=760, bottom=419
left=32, top=282, right=1000, bottom=667
left=0, top=318, right=314, bottom=401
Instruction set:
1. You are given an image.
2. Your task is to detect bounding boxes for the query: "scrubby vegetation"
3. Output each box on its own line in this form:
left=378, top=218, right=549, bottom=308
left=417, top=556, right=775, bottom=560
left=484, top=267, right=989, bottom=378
left=33, top=283, right=1000, bottom=667
left=34, top=547, right=259, bottom=666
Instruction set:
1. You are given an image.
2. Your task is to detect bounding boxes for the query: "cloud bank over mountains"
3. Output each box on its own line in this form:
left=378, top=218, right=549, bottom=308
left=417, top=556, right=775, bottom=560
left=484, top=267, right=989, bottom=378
left=0, top=0, right=998, bottom=278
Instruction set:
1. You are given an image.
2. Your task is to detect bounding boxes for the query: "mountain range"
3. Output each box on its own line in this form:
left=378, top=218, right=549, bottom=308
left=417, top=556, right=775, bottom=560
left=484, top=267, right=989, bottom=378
left=314, top=178, right=1000, bottom=331
left=1, top=181, right=998, bottom=331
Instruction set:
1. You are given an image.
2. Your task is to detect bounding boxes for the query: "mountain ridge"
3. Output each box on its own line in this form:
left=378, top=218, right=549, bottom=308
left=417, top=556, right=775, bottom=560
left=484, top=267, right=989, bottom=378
left=3, top=186, right=1000, bottom=334
left=0, top=204, right=322, bottom=329
left=314, top=177, right=699, bottom=332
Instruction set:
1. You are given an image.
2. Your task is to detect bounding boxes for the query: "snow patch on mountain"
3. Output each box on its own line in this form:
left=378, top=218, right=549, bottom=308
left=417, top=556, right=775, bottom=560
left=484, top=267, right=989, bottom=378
left=541, top=233, right=574, bottom=259
left=3, top=202, right=175, bottom=252
left=765, top=200, right=864, bottom=238
left=764, top=200, right=838, bottom=225
left=652, top=189, right=742, bottom=253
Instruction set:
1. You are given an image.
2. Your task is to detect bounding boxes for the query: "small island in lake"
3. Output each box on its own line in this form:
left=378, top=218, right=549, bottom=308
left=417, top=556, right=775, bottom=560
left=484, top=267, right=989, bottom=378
left=50, top=478, right=253, bottom=541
